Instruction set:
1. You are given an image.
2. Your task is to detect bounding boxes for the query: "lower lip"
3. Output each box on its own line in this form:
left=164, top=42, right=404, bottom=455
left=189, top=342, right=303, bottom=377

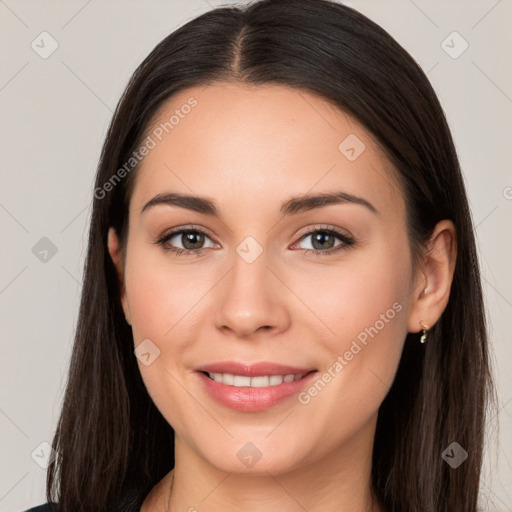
left=196, top=371, right=319, bottom=412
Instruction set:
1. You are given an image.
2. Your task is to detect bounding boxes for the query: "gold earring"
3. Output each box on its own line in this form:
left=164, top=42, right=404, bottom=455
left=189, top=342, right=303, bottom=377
left=419, top=321, right=429, bottom=343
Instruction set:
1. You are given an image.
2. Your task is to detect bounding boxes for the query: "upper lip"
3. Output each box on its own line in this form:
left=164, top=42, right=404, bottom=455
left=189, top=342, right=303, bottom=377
left=195, top=361, right=317, bottom=377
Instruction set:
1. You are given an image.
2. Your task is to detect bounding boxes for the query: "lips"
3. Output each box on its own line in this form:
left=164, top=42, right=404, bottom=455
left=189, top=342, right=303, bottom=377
left=194, top=361, right=318, bottom=412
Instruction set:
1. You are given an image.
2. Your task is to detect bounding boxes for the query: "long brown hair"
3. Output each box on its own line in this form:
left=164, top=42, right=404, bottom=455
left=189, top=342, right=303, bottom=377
left=47, top=1, right=497, bottom=510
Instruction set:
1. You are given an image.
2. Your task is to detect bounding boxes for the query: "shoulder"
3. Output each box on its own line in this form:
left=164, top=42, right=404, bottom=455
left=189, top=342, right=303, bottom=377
left=22, top=504, right=57, bottom=512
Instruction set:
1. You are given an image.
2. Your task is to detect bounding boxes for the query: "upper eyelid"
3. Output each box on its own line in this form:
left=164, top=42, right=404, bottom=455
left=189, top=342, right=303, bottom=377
left=160, top=224, right=216, bottom=239
left=296, top=224, right=350, bottom=237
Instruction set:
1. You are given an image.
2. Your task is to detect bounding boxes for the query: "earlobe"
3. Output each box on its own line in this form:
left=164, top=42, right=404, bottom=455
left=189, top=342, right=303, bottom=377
left=407, top=220, right=457, bottom=334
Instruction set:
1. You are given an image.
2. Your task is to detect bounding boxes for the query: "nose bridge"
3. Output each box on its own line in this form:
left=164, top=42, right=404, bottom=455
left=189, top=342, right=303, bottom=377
left=214, top=235, right=288, bottom=337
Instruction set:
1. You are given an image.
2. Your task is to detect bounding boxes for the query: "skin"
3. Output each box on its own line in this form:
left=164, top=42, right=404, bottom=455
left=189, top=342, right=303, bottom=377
left=108, top=82, right=457, bottom=512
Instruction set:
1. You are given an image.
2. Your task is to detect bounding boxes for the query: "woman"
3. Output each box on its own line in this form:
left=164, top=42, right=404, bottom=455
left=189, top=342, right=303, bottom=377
left=25, top=0, right=496, bottom=510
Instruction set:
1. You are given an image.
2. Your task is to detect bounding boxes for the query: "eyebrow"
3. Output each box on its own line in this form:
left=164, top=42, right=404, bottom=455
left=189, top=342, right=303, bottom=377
left=140, top=190, right=378, bottom=217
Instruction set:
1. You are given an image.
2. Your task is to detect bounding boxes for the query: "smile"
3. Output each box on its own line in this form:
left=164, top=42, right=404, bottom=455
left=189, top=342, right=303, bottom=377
left=195, top=363, right=319, bottom=412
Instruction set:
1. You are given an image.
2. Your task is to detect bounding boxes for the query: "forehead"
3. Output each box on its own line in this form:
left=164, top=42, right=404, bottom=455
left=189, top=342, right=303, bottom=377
left=130, top=82, right=403, bottom=218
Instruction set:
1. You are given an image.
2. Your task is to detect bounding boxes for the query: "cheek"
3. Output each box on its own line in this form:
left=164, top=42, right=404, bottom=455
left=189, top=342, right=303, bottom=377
left=125, top=246, right=212, bottom=344
left=298, top=244, right=411, bottom=419
left=124, top=250, right=205, bottom=432
left=123, top=247, right=222, bottom=424
left=303, top=244, right=412, bottom=353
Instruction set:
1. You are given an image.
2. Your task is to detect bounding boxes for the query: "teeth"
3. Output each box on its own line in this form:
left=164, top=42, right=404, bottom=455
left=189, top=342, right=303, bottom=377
left=250, top=376, right=270, bottom=387
left=207, top=372, right=304, bottom=387
left=233, top=375, right=251, bottom=387
left=269, top=375, right=283, bottom=385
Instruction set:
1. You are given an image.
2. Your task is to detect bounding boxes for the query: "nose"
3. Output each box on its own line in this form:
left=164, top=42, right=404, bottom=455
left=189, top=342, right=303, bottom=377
left=214, top=248, right=290, bottom=340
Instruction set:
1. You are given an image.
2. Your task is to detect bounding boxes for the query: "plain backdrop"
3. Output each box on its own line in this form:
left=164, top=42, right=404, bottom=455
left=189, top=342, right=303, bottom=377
left=0, top=0, right=511, bottom=510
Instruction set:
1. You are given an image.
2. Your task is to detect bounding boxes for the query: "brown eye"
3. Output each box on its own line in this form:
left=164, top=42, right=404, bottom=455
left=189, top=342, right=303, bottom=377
left=294, top=227, right=355, bottom=256
left=156, top=227, right=217, bottom=256
left=173, top=230, right=206, bottom=250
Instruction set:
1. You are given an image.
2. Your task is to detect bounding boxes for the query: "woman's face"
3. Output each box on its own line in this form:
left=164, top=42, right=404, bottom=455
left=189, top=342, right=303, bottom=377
left=109, top=82, right=421, bottom=475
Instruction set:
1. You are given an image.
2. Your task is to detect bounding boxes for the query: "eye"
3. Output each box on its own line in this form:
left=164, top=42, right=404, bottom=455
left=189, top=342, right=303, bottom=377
left=292, top=225, right=355, bottom=256
left=155, top=226, right=218, bottom=257
left=155, top=224, right=355, bottom=257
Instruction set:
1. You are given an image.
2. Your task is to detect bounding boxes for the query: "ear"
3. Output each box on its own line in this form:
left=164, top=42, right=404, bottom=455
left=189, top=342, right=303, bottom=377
left=107, top=227, right=131, bottom=324
left=407, top=219, right=457, bottom=333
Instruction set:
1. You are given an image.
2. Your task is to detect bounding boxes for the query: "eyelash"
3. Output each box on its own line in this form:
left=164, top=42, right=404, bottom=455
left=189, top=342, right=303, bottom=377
left=154, top=224, right=355, bottom=258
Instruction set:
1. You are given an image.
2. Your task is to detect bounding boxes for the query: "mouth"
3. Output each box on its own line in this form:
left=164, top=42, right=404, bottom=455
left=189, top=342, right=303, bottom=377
left=194, top=361, right=319, bottom=412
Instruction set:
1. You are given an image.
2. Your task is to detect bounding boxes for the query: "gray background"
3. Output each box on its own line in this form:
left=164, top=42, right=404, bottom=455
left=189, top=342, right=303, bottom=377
left=0, top=0, right=510, bottom=510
